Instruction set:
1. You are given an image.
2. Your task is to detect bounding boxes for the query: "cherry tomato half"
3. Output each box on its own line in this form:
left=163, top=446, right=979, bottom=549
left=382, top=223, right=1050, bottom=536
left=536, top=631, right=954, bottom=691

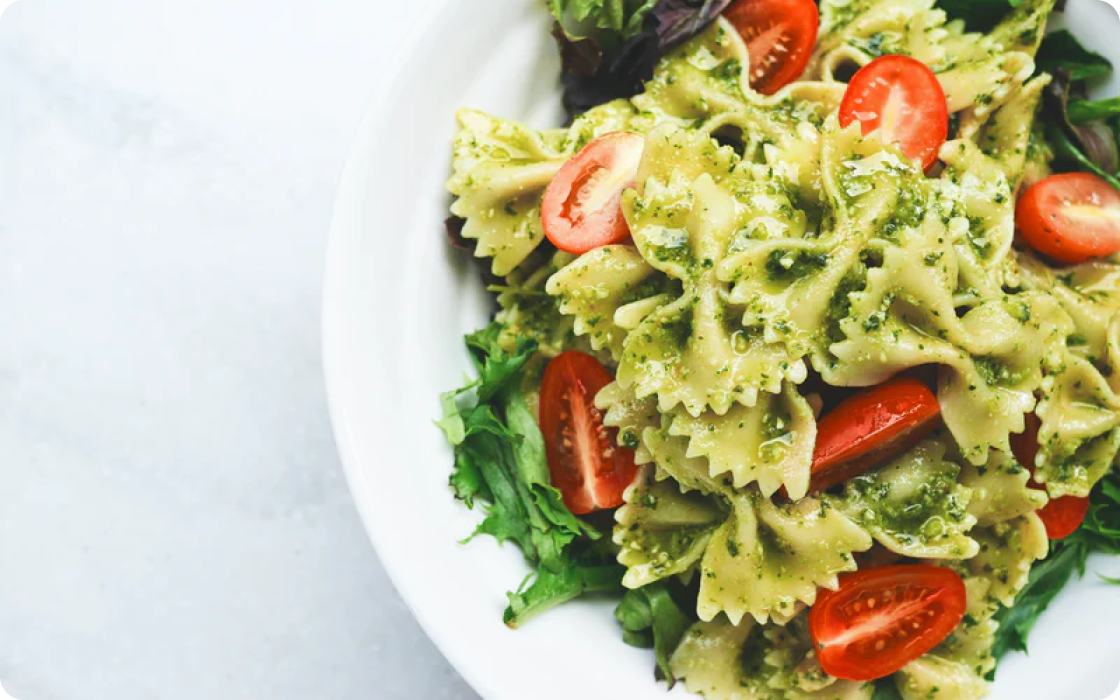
left=1010, top=413, right=1091, bottom=540
left=838, top=55, right=949, bottom=171
left=542, top=132, right=644, bottom=255
left=539, top=351, right=639, bottom=515
left=1016, top=172, right=1120, bottom=264
left=809, top=376, right=942, bottom=493
left=723, top=0, right=819, bottom=96
left=810, top=565, right=968, bottom=681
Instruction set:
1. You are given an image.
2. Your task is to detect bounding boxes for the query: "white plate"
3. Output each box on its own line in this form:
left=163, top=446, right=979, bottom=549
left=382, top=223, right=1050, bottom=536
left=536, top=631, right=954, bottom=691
left=323, top=1, right=1120, bottom=698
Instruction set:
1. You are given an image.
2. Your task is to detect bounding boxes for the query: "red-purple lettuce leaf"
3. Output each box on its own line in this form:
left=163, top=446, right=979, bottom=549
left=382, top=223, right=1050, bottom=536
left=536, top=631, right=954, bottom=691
left=554, top=0, right=734, bottom=117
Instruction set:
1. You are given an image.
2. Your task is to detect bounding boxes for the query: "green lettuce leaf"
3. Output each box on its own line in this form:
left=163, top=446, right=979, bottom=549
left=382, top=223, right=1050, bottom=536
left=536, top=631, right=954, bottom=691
left=550, top=0, right=660, bottom=40
left=553, top=0, right=731, bottom=115
left=1037, top=29, right=1112, bottom=81
left=615, top=582, right=693, bottom=684
left=505, top=544, right=626, bottom=627
left=438, top=323, right=596, bottom=574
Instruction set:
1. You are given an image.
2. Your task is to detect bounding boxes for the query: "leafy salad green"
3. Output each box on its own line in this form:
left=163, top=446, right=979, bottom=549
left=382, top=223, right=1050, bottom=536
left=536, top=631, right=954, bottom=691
left=437, top=322, right=691, bottom=662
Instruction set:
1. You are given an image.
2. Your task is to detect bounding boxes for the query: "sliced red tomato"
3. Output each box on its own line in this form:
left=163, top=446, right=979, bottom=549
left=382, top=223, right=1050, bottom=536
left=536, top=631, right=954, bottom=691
left=1015, top=172, right=1120, bottom=264
left=1036, top=494, right=1092, bottom=540
left=1010, top=413, right=1091, bottom=540
left=539, top=351, right=639, bottom=515
left=542, top=132, right=644, bottom=255
left=838, top=55, right=949, bottom=171
left=810, top=565, right=967, bottom=681
left=809, top=376, right=941, bottom=493
left=723, top=0, right=819, bottom=95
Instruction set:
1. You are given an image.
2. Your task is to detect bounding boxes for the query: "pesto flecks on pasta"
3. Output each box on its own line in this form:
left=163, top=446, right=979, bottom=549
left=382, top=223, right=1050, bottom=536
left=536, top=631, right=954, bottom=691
left=437, top=0, right=1120, bottom=698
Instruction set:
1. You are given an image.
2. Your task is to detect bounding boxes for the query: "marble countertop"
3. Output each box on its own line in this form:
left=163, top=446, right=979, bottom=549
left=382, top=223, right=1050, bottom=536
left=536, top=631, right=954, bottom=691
left=0, top=1, right=477, bottom=698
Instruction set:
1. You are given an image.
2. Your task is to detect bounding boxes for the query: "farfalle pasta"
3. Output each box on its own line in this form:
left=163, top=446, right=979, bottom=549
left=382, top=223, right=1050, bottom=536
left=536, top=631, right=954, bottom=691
left=437, top=0, right=1120, bottom=698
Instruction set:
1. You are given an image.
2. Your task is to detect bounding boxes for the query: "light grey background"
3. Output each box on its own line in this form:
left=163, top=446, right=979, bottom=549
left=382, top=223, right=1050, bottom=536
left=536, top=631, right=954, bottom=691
left=0, top=1, right=479, bottom=698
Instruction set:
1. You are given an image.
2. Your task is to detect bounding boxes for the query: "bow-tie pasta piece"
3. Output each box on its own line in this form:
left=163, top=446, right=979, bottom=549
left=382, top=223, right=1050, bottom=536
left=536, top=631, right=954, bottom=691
left=936, top=295, right=1066, bottom=462
left=960, top=450, right=1048, bottom=526
left=967, top=513, right=1050, bottom=607
left=447, top=110, right=570, bottom=276
left=727, top=118, right=937, bottom=374
left=1014, top=256, right=1120, bottom=497
left=547, top=245, right=678, bottom=361
left=447, top=102, right=638, bottom=276
left=614, top=466, right=726, bottom=590
left=834, top=238, right=1067, bottom=462
left=633, top=20, right=838, bottom=155
left=954, top=67, right=1050, bottom=192
left=596, top=381, right=662, bottom=467
left=939, top=139, right=1020, bottom=278
left=670, top=616, right=873, bottom=700
left=697, top=490, right=872, bottom=625
left=840, top=438, right=978, bottom=559
left=636, top=429, right=872, bottom=625
left=618, top=125, right=809, bottom=416
left=1034, top=353, right=1120, bottom=498
left=1020, top=257, right=1120, bottom=364
left=666, top=382, right=817, bottom=500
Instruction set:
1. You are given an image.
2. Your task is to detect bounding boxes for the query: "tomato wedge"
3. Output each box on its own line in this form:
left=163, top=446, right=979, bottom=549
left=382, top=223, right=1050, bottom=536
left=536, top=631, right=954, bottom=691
left=1010, top=413, right=1091, bottom=540
left=1016, top=172, right=1120, bottom=264
left=542, top=132, right=644, bottom=255
left=810, top=565, right=967, bottom=681
left=838, top=55, right=949, bottom=171
left=723, top=0, right=819, bottom=95
left=1036, top=491, right=1092, bottom=540
left=539, top=351, right=639, bottom=515
left=809, top=376, right=942, bottom=493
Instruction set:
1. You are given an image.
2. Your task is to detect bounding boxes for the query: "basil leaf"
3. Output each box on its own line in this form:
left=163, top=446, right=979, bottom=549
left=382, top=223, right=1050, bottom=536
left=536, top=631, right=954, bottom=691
left=1037, top=29, right=1113, bottom=81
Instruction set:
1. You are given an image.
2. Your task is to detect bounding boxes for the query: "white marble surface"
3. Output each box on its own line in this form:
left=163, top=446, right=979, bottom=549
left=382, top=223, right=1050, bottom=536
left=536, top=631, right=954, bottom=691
left=0, top=1, right=478, bottom=698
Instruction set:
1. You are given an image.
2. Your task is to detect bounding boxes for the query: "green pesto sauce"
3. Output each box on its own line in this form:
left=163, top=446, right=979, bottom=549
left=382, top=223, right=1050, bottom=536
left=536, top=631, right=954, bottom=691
left=765, top=249, right=830, bottom=282
left=848, top=462, right=969, bottom=543
left=973, top=355, right=1025, bottom=387
left=826, top=267, right=869, bottom=343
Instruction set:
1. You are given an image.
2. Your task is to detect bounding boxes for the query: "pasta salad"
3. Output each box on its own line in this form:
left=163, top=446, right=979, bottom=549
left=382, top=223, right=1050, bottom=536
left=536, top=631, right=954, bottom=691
left=436, top=1, right=1120, bottom=698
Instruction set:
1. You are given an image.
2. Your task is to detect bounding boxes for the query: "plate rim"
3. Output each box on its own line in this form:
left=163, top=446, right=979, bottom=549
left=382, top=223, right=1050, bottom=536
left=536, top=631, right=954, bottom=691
left=321, top=3, right=1120, bottom=700
left=320, top=2, right=504, bottom=699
